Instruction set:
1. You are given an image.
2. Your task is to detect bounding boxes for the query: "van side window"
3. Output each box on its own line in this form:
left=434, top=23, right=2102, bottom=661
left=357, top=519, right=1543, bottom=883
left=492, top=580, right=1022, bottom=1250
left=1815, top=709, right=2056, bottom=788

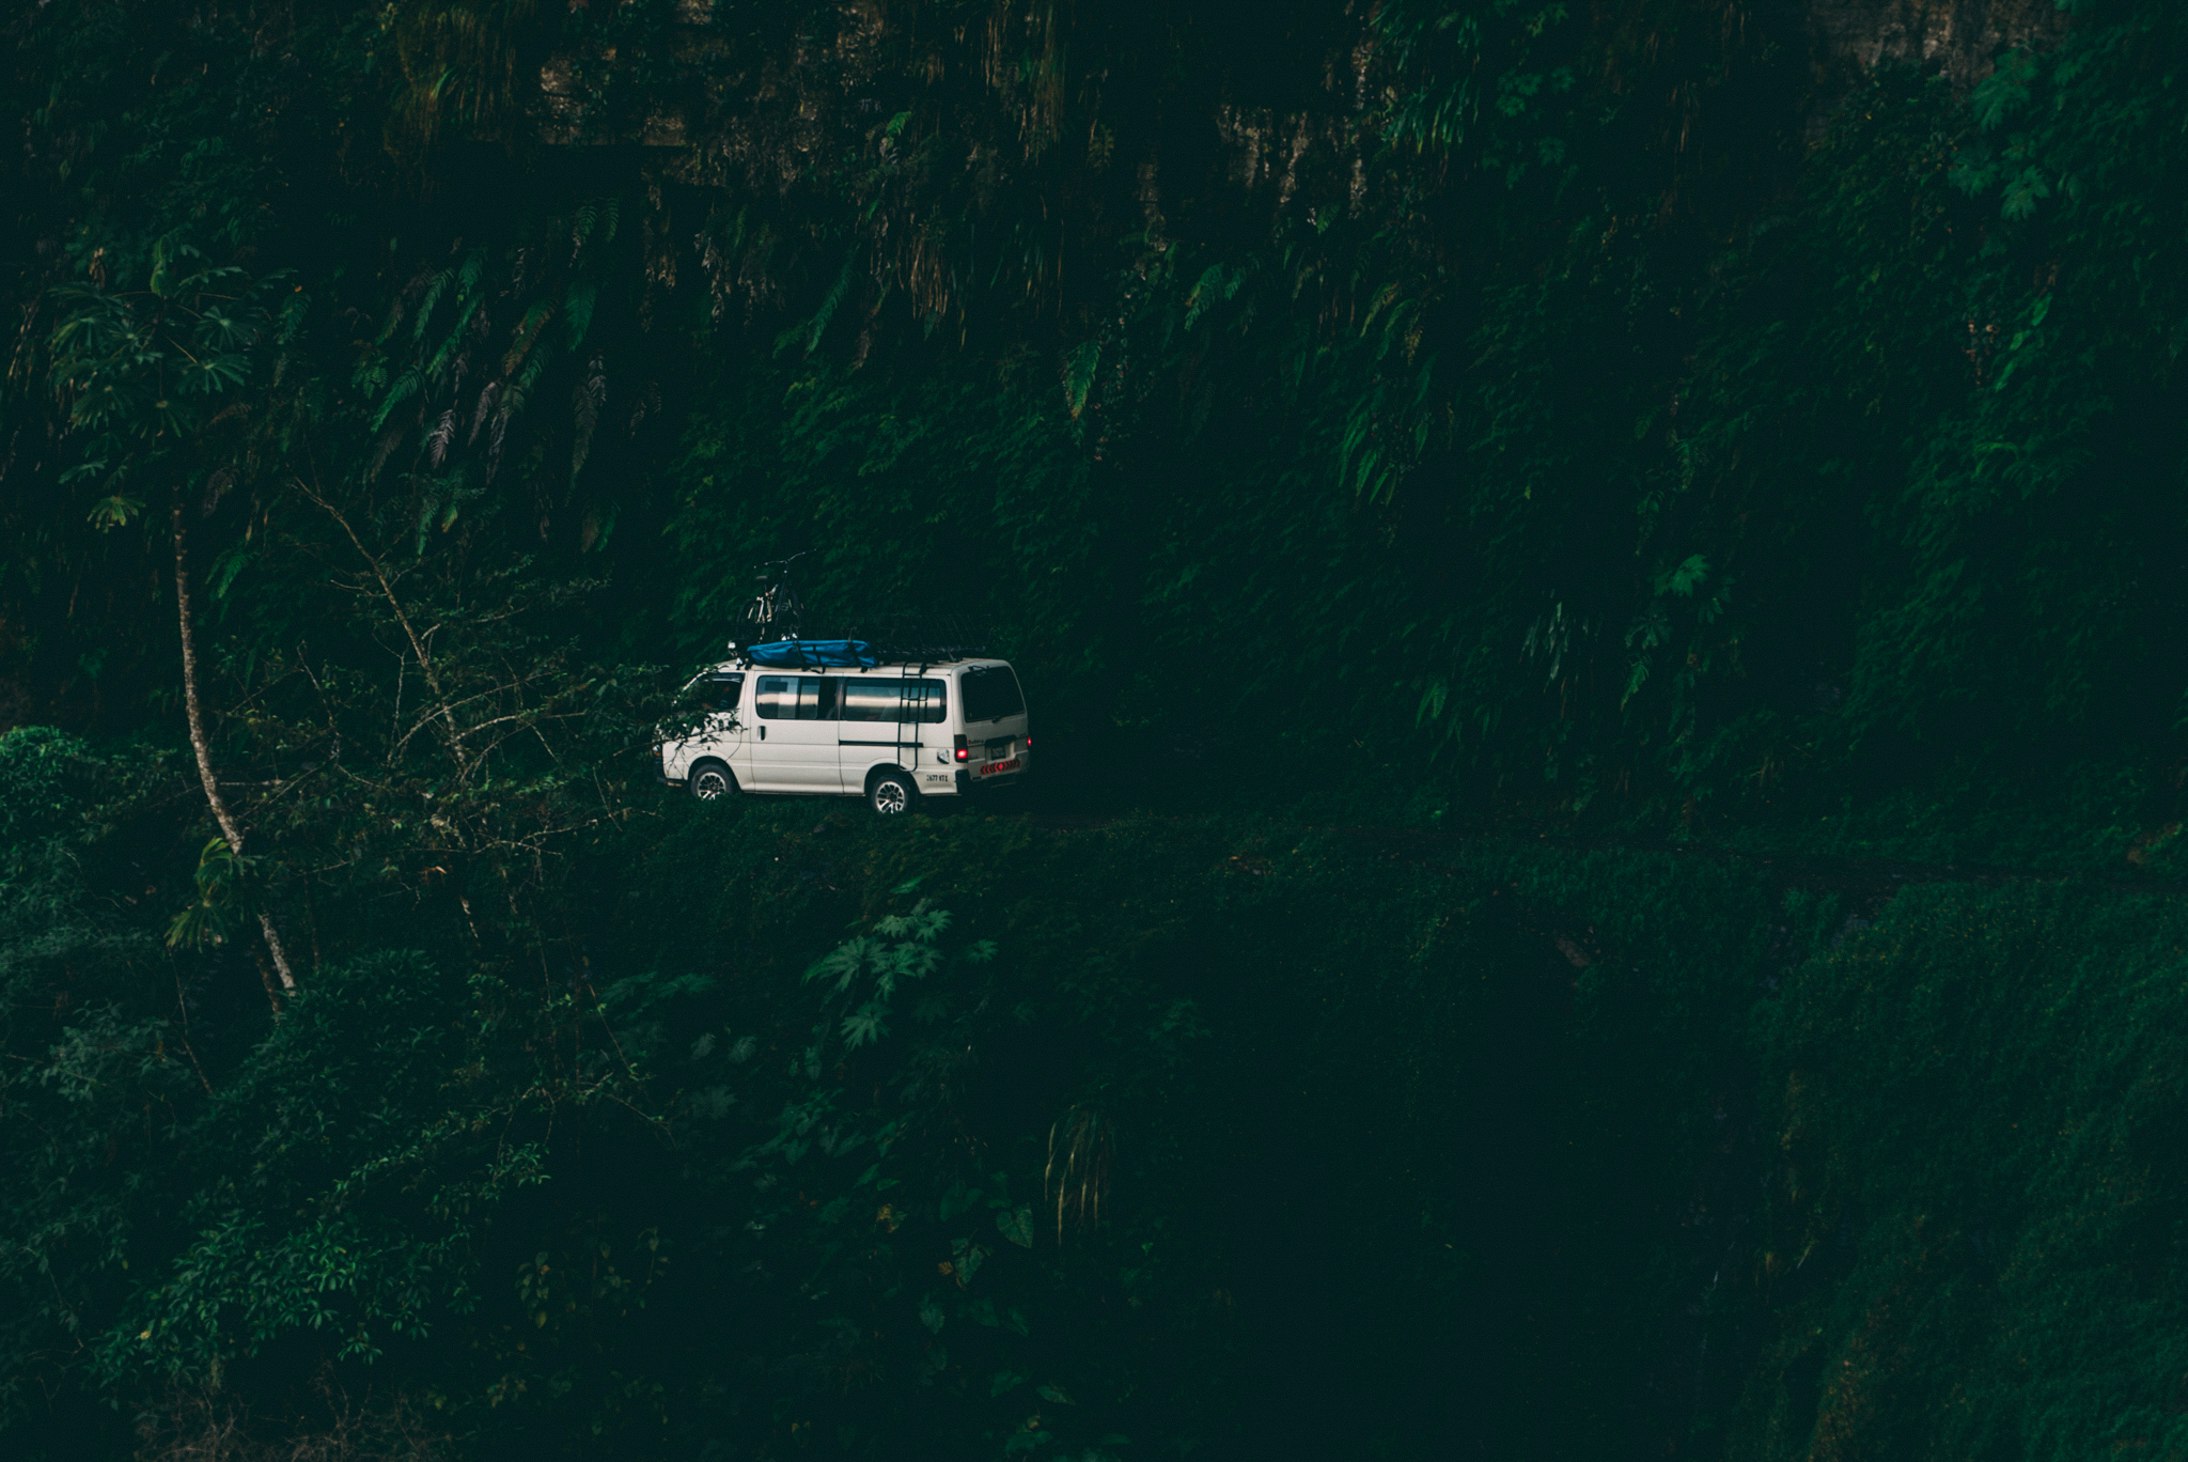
left=801, top=678, right=841, bottom=721
left=840, top=679, right=947, bottom=723
left=839, top=682, right=893, bottom=722
left=758, top=675, right=840, bottom=719
left=755, top=675, right=795, bottom=720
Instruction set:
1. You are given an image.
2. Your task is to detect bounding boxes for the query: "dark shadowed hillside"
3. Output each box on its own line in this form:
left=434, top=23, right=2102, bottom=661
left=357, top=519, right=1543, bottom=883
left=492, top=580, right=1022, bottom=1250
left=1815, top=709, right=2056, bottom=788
left=3, top=2, right=2186, bottom=1457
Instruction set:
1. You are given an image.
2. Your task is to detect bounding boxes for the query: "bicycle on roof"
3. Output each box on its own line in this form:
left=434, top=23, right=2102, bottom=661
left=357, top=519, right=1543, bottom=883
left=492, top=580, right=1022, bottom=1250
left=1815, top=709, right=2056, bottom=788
left=743, top=551, right=807, bottom=644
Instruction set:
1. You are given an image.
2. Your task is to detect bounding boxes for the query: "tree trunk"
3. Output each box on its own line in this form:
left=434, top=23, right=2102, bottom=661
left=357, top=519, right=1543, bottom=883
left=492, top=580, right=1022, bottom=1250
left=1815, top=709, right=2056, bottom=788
left=174, top=504, right=298, bottom=996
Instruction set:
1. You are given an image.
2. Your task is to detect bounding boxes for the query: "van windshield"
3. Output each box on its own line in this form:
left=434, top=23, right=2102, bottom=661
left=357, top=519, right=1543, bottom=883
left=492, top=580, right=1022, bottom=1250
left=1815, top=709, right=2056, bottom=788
left=961, top=666, right=1024, bottom=723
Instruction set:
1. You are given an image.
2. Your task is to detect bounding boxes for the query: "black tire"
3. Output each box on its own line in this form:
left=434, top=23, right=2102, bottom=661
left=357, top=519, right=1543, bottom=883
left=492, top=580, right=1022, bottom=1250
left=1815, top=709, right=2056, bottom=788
left=867, top=767, right=917, bottom=817
left=689, top=760, right=736, bottom=801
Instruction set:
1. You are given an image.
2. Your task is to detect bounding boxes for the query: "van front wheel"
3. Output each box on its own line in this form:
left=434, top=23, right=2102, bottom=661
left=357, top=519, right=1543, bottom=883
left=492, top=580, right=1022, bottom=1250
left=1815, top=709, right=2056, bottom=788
left=689, top=760, right=736, bottom=800
left=868, top=769, right=917, bottom=817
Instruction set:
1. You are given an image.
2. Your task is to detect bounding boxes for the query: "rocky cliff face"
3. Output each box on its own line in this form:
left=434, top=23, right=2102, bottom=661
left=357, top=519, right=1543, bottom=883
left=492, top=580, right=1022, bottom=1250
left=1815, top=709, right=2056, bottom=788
left=535, top=2, right=2074, bottom=159
left=1805, top=0, right=2067, bottom=83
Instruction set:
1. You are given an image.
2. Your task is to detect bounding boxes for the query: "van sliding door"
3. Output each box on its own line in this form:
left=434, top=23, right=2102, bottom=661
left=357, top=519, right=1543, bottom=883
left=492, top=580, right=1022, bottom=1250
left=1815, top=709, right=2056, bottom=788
left=751, top=675, right=847, bottom=792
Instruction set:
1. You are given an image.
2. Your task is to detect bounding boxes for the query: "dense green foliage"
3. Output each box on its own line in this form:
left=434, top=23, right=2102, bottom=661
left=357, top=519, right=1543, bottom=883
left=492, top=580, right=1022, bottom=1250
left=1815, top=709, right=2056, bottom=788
left=5, top=0, right=2188, bottom=1456
left=16, top=735, right=2188, bottom=1458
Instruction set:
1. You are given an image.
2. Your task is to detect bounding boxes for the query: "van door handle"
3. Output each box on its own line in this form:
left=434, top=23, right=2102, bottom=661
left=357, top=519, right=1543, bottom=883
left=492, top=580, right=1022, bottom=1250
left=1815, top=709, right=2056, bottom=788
left=758, top=726, right=767, bottom=740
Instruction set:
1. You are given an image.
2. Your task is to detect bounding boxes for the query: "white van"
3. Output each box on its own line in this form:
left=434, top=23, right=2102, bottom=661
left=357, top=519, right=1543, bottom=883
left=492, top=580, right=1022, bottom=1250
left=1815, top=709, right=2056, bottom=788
left=658, top=655, right=1032, bottom=815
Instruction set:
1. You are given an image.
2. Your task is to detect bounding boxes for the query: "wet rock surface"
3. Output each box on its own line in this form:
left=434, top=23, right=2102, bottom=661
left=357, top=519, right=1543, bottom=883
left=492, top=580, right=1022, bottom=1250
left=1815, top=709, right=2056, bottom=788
left=1805, top=0, right=2068, bottom=83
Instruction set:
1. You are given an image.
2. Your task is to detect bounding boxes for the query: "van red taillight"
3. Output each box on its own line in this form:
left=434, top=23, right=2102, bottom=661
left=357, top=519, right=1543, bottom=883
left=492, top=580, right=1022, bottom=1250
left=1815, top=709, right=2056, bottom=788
left=953, top=734, right=969, bottom=762
left=1024, top=736, right=1032, bottom=749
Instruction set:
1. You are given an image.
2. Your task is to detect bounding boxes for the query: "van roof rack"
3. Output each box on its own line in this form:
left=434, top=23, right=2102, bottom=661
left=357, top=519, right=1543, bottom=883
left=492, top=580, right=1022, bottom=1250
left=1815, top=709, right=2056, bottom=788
left=830, top=612, right=991, bottom=665
left=725, top=614, right=990, bottom=668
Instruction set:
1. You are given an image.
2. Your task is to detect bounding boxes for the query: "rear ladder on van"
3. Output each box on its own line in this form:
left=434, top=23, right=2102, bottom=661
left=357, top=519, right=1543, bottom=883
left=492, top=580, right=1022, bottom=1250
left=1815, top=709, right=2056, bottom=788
left=891, top=659, right=929, bottom=777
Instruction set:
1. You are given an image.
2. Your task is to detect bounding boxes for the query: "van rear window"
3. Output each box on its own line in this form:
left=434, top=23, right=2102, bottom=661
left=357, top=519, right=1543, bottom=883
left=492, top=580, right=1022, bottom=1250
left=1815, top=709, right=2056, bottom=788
left=960, top=666, right=1024, bottom=723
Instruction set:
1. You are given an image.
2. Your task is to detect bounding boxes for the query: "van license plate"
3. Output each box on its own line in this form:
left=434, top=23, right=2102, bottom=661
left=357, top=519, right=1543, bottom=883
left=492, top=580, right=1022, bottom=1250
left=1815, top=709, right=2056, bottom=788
left=979, top=758, right=1020, bottom=777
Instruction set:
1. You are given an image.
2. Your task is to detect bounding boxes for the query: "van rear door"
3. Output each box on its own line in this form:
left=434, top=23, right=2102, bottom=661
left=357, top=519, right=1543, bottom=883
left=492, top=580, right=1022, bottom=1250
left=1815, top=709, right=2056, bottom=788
left=957, top=664, right=1029, bottom=782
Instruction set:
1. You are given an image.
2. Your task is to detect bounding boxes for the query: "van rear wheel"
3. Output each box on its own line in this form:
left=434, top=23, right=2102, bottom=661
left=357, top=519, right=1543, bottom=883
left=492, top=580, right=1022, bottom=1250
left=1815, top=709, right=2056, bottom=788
left=689, top=760, right=736, bottom=800
left=868, top=768, right=916, bottom=817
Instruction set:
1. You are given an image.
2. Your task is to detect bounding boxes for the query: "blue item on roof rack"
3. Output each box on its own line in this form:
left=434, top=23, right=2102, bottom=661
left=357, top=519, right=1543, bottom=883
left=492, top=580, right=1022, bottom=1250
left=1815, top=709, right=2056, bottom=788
left=745, top=638, right=880, bottom=670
